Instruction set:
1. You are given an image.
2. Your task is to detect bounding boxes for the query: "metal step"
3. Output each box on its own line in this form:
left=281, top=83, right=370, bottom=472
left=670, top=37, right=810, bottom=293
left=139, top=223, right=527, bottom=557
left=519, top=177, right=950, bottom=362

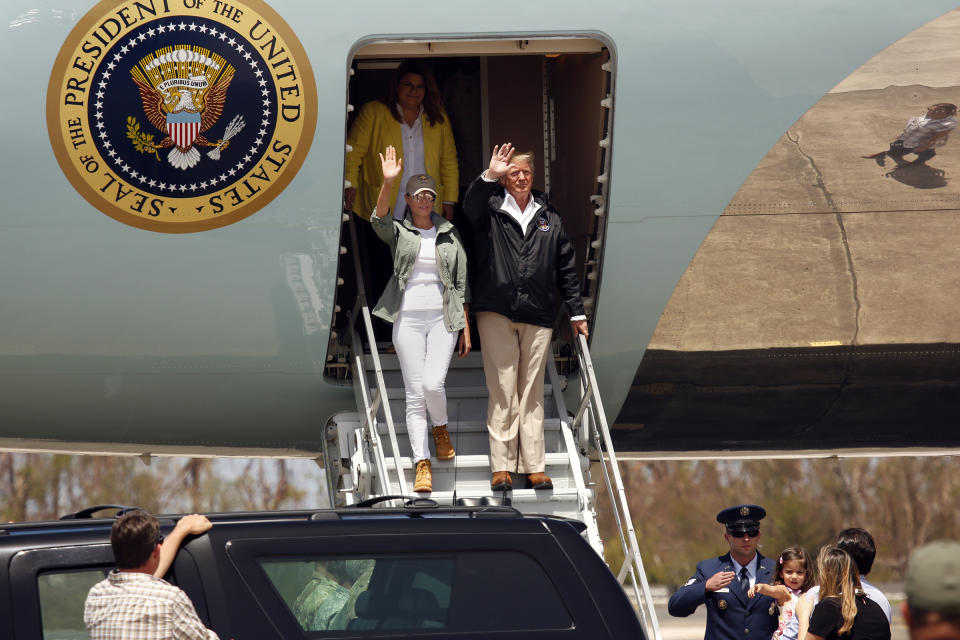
left=341, top=489, right=587, bottom=521
left=362, top=351, right=485, bottom=371
left=376, top=390, right=563, bottom=424
left=370, top=453, right=579, bottom=493
left=383, top=384, right=553, bottom=400
left=374, top=419, right=565, bottom=436
left=371, top=419, right=571, bottom=460
left=378, top=452, right=574, bottom=472
left=415, top=489, right=587, bottom=520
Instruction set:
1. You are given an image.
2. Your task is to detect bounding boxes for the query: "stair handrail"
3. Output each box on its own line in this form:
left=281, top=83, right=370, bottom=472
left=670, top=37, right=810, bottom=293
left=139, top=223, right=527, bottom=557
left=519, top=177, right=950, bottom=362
left=544, top=347, right=603, bottom=551
left=571, top=333, right=662, bottom=640
left=345, top=211, right=408, bottom=495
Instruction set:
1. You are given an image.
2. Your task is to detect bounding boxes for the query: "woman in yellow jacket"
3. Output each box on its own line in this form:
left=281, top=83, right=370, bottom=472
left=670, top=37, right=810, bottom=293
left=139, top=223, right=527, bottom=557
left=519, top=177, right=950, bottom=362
left=344, top=61, right=459, bottom=221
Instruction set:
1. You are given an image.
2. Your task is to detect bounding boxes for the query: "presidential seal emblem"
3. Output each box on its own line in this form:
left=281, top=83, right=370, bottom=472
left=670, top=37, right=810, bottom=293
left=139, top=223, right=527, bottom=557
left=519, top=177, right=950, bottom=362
left=536, top=216, right=550, bottom=231
left=47, top=0, right=316, bottom=232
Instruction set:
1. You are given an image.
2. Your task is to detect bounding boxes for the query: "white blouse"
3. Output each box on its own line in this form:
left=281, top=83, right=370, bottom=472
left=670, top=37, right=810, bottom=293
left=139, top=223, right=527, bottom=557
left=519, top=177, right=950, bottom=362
left=401, top=226, right=444, bottom=311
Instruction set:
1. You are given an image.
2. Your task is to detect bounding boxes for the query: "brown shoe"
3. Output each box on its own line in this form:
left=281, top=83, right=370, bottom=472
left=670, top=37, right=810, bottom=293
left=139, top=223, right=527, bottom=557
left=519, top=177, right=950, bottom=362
left=432, top=425, right=455, bottom=460
left=414, top=459, right=432, bottom=493
left=491, top=471, right=512, bottom=492
left=527, top=472, right=553, bottom=490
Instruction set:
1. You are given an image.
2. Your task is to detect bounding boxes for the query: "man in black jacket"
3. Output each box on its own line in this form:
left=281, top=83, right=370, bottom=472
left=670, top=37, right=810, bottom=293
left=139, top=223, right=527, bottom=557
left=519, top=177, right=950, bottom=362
left=463, top=142, right=587, bottom=492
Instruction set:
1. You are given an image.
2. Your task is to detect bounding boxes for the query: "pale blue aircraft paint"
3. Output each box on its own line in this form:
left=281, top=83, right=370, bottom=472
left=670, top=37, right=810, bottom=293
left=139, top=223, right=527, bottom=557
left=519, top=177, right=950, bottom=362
left=0, top=0, right=955, bottom=453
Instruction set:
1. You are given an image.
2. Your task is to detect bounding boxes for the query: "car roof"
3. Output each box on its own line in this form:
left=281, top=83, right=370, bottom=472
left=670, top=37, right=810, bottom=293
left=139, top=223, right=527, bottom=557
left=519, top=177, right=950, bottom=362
left=0, top=501, right=588, bottom=542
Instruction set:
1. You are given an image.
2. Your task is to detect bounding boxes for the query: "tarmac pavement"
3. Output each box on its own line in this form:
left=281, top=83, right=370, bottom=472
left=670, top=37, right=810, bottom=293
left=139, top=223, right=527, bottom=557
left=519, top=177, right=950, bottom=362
left=619, top=8, right=960, bottom=449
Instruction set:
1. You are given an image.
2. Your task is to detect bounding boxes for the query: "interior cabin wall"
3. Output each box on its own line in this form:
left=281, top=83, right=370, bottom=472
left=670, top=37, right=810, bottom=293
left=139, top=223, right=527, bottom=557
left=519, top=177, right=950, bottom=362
left=547, top=52, right=608, bottom=284
left=486, top=56, right=547, bottom=189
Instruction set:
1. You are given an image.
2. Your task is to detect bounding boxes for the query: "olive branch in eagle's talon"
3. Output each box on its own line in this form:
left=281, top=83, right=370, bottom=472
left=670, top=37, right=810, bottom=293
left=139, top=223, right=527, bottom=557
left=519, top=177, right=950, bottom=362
left=126, top=116, right=161, bottom=161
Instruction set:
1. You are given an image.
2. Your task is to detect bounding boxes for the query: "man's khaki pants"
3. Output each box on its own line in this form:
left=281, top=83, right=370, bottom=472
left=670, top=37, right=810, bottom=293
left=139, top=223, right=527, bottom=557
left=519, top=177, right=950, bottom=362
left=476, top=312, right=553, bottom=474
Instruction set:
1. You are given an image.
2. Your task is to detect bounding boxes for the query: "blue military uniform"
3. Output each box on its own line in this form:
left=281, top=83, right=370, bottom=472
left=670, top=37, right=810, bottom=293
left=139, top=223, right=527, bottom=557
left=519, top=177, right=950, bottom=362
left=668, top=505, right=778, bottom=640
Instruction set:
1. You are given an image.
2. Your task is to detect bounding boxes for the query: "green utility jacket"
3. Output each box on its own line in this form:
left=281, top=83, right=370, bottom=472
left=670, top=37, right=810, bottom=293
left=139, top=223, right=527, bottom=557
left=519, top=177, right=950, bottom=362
left=370, top=212, right=471, bottom=332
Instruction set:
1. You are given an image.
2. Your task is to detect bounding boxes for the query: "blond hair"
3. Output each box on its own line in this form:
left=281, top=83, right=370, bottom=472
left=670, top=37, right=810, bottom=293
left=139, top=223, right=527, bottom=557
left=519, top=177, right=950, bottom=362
left=510, top=151, right=536, bottom=174
left=817, top=546, right=862, bottom=635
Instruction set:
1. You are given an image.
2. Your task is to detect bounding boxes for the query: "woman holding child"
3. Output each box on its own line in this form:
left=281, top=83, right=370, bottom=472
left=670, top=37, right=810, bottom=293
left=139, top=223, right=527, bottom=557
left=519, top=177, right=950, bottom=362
left=798, top=546, right=890, bottom=640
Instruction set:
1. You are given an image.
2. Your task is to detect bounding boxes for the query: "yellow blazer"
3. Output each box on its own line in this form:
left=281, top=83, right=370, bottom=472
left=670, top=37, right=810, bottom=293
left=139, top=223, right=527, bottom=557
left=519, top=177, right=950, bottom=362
left=345, top=100, right=459, bottom=220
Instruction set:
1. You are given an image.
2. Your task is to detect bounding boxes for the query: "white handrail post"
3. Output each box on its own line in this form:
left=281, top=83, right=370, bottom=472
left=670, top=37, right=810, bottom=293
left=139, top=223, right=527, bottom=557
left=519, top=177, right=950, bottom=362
left=545, top=348, right=603, bottom=551
left=349, top=322, right=391, bottom=495
left=344, top=213, right=408, bottom=496
left=360, top=304, right=408, bottom=494
left=576, top=334, right=662, bottom=640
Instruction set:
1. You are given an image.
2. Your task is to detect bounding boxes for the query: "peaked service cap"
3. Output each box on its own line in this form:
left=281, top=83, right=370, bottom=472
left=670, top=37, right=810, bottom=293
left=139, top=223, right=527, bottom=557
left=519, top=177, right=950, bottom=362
left=716, top=504, right=766, bottom=531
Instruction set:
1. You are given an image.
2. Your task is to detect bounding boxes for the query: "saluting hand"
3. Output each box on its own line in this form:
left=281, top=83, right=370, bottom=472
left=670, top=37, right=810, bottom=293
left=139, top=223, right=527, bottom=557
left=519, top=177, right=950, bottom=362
left=705, top=570, right=735, bottom=592
left=486, top=143, right=514, bottom=179
left=379, top=145, right=402, bottom=183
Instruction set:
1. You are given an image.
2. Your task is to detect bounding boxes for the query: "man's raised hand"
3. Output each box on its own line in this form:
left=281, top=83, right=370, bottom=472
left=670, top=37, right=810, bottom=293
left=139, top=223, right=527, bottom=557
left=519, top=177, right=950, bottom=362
left=487, top=143, right=514, bottom=179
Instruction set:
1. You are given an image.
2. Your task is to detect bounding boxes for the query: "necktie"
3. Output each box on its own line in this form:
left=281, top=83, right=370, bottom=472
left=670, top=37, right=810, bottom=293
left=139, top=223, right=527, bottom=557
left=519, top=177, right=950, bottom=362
left=739, top=567, right=750, bottom=593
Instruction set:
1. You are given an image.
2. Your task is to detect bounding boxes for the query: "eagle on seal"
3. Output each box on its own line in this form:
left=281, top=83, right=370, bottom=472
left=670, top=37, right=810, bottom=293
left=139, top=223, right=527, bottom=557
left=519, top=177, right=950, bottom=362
left=132, top=72, right=233, bottom=170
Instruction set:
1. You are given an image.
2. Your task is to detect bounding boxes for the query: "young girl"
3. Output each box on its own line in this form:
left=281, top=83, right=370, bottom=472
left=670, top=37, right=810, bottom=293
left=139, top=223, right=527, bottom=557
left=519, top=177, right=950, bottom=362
left=748, top=547, right=815, bottom=640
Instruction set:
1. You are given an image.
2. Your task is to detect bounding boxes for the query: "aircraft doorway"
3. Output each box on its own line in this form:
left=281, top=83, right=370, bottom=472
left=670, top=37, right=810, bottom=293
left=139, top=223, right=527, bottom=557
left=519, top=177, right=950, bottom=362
left=326, top=38, right=614, bottom=382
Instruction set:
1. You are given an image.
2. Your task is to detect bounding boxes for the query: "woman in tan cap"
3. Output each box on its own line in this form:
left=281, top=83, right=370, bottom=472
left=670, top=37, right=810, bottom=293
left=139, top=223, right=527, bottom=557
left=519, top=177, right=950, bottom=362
left=368, top=146, right=470, bottom=493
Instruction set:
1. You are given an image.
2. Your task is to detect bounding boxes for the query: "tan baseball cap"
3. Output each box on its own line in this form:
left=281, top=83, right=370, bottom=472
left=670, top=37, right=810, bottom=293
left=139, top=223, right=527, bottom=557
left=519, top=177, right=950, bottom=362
left=405, top=174, right=437, bottom=197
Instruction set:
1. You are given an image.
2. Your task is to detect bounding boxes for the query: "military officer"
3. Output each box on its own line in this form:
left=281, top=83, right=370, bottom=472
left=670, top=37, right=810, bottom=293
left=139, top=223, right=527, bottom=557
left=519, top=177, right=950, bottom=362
left=668, top=504, right=778, bottom=640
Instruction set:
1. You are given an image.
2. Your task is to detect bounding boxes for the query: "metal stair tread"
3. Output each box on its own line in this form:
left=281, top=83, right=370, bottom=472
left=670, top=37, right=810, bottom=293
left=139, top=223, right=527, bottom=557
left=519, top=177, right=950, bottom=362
left=363, top=351, right=485, bottom=370
left=383, top=384, right=552, bottom=400
left=402, top=487, right=583, bottom=502
left=380, top=452, right=573, bottom=470
left=372, top=418, right=566, bottom=435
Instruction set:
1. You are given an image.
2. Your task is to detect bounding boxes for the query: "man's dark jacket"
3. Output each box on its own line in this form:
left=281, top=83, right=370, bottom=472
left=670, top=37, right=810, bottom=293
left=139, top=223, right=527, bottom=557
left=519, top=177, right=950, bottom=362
left=463, top=177, right=584, bottom=328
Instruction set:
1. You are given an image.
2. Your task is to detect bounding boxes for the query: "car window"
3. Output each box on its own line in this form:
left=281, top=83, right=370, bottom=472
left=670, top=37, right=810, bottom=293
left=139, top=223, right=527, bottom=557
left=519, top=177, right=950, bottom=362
left=38, top=568, right=109, bottom=640
left=259, top=551, right=570, bottom=634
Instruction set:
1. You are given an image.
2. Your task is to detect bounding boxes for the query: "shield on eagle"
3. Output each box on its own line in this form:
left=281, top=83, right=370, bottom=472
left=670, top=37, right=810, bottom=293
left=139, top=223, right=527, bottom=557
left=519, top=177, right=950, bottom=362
left=166, top=110, right=202, bottom=149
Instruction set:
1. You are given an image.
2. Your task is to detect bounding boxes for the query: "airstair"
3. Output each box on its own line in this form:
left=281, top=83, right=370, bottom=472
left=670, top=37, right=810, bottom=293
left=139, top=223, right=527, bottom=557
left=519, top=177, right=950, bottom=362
left=322, top=214, right=663, bottom=640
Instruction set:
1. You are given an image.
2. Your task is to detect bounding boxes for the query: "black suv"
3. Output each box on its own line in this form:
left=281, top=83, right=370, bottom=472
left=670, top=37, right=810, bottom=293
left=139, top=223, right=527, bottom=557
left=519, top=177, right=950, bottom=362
left=0, top=502, right=644, bottom=639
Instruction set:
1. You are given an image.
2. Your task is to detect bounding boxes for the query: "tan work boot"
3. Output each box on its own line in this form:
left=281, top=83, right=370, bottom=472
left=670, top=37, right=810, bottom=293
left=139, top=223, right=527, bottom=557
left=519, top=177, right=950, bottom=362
left=432, top=425, right=455, bottom=460
left=491, top=471, right=512, bottom=492
left=414, top=459, right=432, bottom=493
left=527, top=472, right=553, bottom=490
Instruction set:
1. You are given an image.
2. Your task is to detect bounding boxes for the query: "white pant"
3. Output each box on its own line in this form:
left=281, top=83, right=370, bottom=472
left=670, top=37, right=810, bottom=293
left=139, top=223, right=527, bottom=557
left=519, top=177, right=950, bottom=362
left=392, top=310, right=457, bottom=462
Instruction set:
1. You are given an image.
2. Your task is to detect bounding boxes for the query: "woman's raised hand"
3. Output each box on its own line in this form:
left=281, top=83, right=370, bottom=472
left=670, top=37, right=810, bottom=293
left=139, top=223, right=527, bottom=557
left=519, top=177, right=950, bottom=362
left=379, top=145, right=402, bottom=182
left=486, top=143, right=514, bottom=179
